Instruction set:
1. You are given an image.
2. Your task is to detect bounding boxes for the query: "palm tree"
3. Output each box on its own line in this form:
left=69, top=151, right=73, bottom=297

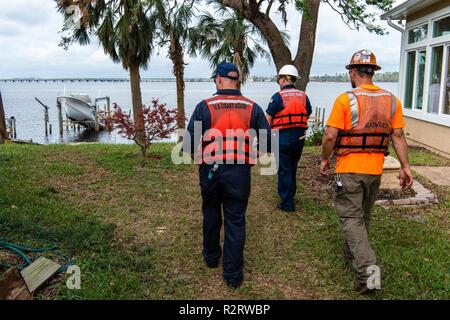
left=154, top=0, right=197, bottom=132
left=56, top=0, right=157, bottom=145
left=190, top=5, right=288, bottom=86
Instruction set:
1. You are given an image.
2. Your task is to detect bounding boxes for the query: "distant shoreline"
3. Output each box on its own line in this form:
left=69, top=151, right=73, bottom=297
left=0, top=78, right=399, bottom=83
left=0, top=72, right=399, bottom=83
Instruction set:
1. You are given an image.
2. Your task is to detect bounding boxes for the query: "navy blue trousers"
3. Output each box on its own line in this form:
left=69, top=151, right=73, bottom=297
left=277, top=130, right=306, bottom=211
left=199, top=164, right=251, bottom=286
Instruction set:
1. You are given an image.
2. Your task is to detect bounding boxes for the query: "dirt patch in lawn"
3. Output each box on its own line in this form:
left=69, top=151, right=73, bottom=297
left=298, top=154, right=335, bottom=205
left=298, top=154, right=420, bottom=203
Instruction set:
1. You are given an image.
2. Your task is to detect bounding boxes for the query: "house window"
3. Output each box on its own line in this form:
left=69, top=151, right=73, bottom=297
left=433, top=16, right=450, bottom=38
left=416, top=51, right=427, bottom=110
left=405, top=51, right=416, bottom=109
left=404, top=50, right=427, bottom=110
left=444, top=47, right=450, bottom=115
left=408, top=24, right=428, bottom=44
left=428, top=46, right=444, bottom=114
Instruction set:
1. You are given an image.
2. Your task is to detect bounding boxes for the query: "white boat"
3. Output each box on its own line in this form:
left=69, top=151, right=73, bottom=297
left=56, top=94, right=104, bottom=129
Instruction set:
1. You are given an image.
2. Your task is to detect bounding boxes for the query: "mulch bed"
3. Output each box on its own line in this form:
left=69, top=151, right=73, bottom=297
left=297, top=153, right=416, bottom=204
left=298, top=154, right=335, bottom=205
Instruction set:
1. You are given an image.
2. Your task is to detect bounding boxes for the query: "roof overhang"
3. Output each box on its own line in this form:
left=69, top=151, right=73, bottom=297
left=381, top=0, right=444, bottom=21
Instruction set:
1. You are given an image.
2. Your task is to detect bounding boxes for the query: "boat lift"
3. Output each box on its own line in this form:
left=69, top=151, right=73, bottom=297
left=34, top=96, right=111, bottom=138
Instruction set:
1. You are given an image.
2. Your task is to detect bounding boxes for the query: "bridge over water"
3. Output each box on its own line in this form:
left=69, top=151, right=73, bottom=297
left=0, top=78, right=212, bottom=83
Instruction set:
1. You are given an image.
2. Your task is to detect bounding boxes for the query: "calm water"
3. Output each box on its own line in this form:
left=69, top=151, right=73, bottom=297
left=0, top=81, right=398, bottom=144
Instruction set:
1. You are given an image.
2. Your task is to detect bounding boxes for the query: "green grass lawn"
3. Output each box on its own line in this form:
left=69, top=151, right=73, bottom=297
left=389, top=145, right=450, bottom=167
left=0, top=143, right=449, bottom=300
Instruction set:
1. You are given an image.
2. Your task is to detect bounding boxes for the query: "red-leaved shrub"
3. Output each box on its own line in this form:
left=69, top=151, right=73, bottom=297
left=111, top=99, right=179, bottom=157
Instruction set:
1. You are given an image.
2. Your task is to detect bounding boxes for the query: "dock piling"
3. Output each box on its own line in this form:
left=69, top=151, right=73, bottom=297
left=12, top=117, right=17, bottom=139
left=57, top=100, right=63, bottom=137
left=94, top=104, right=99, bottom=132
left=0, top=90, right=7, bottom=143
left=321, top=108, right=325, bottom=126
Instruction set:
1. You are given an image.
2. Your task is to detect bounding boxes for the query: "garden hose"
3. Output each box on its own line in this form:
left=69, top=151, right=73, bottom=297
left=0, top=237, right=73, bottom=273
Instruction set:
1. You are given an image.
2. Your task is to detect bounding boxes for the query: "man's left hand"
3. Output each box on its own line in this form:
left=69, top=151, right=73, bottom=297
left=399, top=166, right=414, bottom=190
left=320, top=159, right=331, bottom=176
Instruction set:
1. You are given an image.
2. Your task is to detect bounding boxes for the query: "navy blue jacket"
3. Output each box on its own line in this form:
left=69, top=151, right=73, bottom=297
left=183, top=89, right=272, bottom=156
left=266, top=84, right=313, bottom=136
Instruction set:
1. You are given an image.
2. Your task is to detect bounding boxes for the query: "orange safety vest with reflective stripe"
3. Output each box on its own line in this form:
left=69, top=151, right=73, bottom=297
left=272, top=88, right=309, bottom=130
left=201, top=95, right=258, bottom=164
left=334, top=88, right=397, bottom=157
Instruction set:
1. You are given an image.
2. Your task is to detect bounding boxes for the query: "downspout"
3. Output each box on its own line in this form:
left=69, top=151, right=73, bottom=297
left=386, top=15, right=406, bottom=104
left=387, top=16, right=405, bottom=34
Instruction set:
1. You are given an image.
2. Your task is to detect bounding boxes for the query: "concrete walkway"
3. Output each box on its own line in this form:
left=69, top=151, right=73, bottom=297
left=412, top=166, right=450, bottom=186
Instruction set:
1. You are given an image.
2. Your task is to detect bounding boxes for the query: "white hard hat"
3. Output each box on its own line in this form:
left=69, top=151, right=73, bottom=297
left=278, top=65, right=299, bottom=78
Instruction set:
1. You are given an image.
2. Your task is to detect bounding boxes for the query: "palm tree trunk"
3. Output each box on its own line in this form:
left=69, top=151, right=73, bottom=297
left=0, top=91, right=7, bottom=144
left=232, top=52, right=244, bottom=91
left=129, top=63, right=145, bottom=146
left=169, top=33, right=186, bottom=136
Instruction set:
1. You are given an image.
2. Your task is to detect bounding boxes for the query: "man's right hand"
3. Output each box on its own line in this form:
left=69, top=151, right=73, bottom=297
left=320, top=159, right=331, bottom=176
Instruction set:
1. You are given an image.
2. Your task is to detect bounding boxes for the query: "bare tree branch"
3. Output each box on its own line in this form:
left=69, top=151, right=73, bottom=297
left=266, top=0, right=274, bottom=16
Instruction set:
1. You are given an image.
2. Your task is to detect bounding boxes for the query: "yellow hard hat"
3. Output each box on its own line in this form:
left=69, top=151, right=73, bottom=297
left=345, top=49, right=381, bottom=71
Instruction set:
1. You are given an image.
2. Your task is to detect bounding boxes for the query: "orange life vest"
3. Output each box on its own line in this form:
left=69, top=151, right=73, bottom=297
left=201, top=95, right=258, bottom=165
left=334, top=88, right=397, bottom=157
left=272, top=88, right=309, bottom=130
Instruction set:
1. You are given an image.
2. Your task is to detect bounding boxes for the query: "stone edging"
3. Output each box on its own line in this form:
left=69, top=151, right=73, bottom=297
left=375, top=180, right=439, bottom=206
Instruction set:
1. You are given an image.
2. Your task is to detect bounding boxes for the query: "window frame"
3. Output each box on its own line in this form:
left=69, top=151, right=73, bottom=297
left=404, top=48, right=427, bottom=111
left=432, top=14, right=450, bottom=39
left=407, top=23, right=428, bottom=45
left=415, top=49, right=427, bottom=111
left=401, top=6, right=450, bottom=127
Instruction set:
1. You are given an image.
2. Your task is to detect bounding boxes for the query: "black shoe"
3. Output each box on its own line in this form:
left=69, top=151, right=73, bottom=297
left=226, top=281, right=242, bottom=289
left=204, top=260, right=219, bottom=269
left=354, top=280, right=376, bottom=295
left=277, top=205, right=295, bottom=212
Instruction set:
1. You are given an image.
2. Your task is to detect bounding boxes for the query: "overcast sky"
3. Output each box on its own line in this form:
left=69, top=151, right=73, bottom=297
left=0, top=0, right=406, bottom=79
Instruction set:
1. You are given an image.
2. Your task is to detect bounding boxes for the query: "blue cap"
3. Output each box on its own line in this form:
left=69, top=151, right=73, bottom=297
left=211, top=62, right=240, bottom=80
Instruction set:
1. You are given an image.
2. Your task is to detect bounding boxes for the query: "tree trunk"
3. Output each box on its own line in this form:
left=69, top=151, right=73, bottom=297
left=129, top=64, right=145, bottom=146
left=294, top=0, right=321, bottom=91
left=232, top=52, right=244, bottom=91
left=220, top=0, right=292, bottom=71
left=0, top=91, right=7, bottom=144
left=169, top=33, right=186, bottom=136
left=220, top=0, right=321, bottom=91
left=246, top=13, right=292, bottom=72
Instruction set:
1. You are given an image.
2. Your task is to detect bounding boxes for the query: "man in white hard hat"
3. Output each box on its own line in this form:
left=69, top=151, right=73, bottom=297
left=266, top=65, right=312, bottom=212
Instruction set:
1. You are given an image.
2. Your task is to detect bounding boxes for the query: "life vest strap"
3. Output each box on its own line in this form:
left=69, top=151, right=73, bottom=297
left=335, top=132, right=390, bottom=150
left=272, top=113, right=308, bottom=128
left=208, top=149, right=256, bottom=158
left=273, top=113, right=308, bottom=119
left=272, top=121, right=308, bottom=128
left=334, top=145, right=388, bottom=150
left=202, top=135, right=252, bottom=145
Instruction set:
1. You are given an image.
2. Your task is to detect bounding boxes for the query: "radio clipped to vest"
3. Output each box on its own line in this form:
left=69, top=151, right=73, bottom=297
left=334, top=88, right=397, bottom=157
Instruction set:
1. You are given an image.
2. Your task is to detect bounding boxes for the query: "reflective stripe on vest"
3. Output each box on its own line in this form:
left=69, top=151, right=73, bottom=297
left=335, top=88, right=395, bottom=156
left=201, top=95, right=257, bottom=164
left=272, top=89, right=309, bottom=130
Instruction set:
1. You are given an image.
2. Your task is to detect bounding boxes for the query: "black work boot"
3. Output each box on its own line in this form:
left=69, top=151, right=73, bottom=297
left=226, top=281, right=242, bottom=290
left=353, top=280, right=376, bottom=295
